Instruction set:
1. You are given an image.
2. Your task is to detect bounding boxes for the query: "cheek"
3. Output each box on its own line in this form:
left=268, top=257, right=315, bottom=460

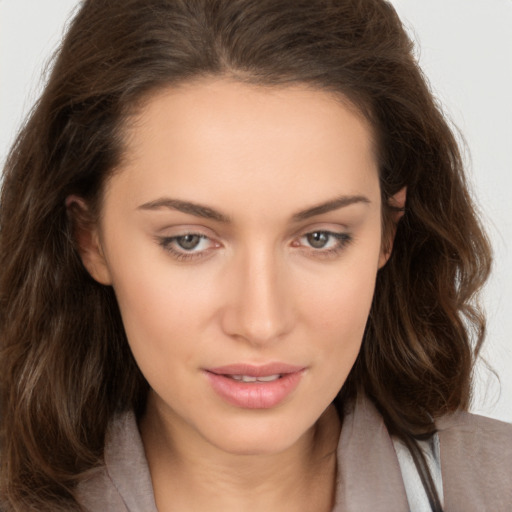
left=308, top=271, right=375, bottom=334
left=106, top=248, right=224, bottom=373
left=302, top=245, right=380, bottom=331
left=109, top=268, right=204, bottom=401
left=305, top=279, right=375, bottom=380
left=298, top=246, right=380, bottom=379
left=102, top=239, right=183, bottom=365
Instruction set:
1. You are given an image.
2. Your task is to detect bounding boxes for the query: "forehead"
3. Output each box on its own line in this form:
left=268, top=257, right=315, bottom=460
left=108, top=79, right=380, bottom=217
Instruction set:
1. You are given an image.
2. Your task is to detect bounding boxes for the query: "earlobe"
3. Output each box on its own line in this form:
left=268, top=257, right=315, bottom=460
left=66, top=195, right=112, bottom=285
left=379, top=186, right=407, bottom=268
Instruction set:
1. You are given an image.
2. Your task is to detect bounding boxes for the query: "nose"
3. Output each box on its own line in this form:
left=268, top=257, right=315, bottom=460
left=220, top=246, right=295, bottom=346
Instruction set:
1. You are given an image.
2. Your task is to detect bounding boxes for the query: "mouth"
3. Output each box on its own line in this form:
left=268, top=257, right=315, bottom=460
left=228, top=374, right=282, bottom=383
left=206, top=362, right=305, bottom=377
left=204, top=363, right=306, bottom=409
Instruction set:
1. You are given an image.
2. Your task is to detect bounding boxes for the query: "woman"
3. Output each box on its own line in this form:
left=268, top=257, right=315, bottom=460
left=1, top=0, right=510, bottom=511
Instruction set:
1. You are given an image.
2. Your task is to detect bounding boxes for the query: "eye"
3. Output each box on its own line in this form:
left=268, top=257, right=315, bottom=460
left=174, top=234, right=205, bottom=251
left=157, top=233, right=219, bottom=261
left=294, top=230, right=353, bottom=257
left=305, top=231, right=332, bottom=249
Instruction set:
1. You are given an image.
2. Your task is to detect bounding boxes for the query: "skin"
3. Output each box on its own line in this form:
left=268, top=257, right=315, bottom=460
left=74, top=78, right=404, bottom=512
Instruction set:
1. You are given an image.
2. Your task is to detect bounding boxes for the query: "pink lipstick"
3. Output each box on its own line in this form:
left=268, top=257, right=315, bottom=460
left=204, top=363, right=305, bottom=409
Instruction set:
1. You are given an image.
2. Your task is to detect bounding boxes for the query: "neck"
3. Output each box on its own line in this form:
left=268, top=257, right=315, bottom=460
left=139, top=397, right=340, bottom=512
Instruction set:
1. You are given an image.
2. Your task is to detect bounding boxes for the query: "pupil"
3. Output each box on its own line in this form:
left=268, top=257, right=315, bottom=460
left=307, top=232, right=328, bottom=248
left=177, top=234, right=201, bottom=250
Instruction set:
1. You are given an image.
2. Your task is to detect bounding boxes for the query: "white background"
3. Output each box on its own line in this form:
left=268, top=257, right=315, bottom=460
left=1, top=1, right=511, bottom=422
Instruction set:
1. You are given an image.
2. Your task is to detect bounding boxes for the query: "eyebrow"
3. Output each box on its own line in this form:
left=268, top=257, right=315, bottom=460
left=291, top=195, right=371, bottom=221
left=137, top=194, right=370, bottom=223
left=138, top=198, right=231, bottom=222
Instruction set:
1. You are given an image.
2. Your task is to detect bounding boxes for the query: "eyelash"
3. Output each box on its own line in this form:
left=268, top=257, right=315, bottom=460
left=295, top=231, right=353, bottom=259
left=157, top=230, right=353, bottom=262
left=157, top=234, right=216, bottom=262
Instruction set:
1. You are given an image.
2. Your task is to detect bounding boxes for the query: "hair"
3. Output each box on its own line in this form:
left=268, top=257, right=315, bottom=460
left=0, top=0, right=491, bottom=510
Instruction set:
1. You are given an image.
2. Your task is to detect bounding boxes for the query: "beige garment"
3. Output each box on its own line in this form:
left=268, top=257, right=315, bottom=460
left=77, top=395, right=512, bottom=511
left=437, top=409, right=512, bottom=511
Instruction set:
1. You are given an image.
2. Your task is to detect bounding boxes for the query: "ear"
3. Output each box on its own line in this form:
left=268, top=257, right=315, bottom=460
left=66, top=195, right=112, bottom=285
left=378, top=186, right=407, bottom=268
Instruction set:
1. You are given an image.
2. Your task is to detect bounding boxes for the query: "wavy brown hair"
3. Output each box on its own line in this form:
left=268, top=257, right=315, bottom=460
left=0, top=0, right=491, bottom=510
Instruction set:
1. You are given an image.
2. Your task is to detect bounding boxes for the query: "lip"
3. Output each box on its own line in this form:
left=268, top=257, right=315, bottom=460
left=204, top=363, right=306, bottom=409
left=207, top=363, right=305, bottom=377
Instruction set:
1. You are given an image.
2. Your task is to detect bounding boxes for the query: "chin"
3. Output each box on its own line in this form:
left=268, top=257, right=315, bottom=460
left=200, top=413, right=317, bottom=457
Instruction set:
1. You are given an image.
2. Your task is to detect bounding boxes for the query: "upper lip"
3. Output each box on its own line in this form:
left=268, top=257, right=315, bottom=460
left=206, top=363, right=305, bottom=377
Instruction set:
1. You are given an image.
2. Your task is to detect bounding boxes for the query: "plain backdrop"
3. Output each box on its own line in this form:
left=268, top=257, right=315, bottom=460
left=1, top=0, right=511, bottom=422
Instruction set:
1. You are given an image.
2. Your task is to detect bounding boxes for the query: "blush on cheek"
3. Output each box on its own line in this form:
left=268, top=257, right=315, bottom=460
left=308, top=273, right=376, bottom=326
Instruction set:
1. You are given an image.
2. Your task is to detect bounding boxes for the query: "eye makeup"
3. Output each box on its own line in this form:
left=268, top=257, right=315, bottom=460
left=156, top=228, right=353, bottom=263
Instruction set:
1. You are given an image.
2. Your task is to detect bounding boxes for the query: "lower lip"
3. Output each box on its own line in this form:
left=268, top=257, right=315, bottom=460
left=205, top=370, right=304, bottom=409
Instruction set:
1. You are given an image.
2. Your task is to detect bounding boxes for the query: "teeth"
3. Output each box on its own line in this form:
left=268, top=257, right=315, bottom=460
left=256, top=374, right=281, bottom=382
left=229, top=374, right=281, bottom=383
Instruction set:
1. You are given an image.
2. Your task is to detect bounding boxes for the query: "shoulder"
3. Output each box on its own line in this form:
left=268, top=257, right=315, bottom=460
left=436, top=411, right=512, bottom=510
left=436, top=409, right=512, bottom=461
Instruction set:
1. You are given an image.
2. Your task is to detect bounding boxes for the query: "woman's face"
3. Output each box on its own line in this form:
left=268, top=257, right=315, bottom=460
left=82, top=79, right=390, bottom=455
